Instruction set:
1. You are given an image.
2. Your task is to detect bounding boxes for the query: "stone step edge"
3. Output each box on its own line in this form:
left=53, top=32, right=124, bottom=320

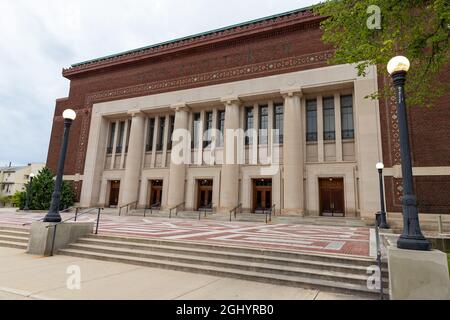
left=0, top=240, right=28, bottom=249
left=0, top=235, right=29, bottom=243
left=58, top=249, right=386, bottom=297
left=86, top=234, right=375, bottom=263
left=67, top=243, right=389, bottom=282
left=0, top=230, right=30, bottom=237
left=0, top=225, right=31, bottom=232
left=75, top=238, right=388, bottom=273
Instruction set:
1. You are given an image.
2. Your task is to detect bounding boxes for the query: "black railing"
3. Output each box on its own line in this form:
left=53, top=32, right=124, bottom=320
left=47, top=207, right=104, bottom=256
left=144, top=202, right=161, bottom=217
left=375, top=213, right=385, bottom=300
left=264, top=204, right=276, bottom=224
left=306, top=132, right=318, bottom=142
left=229, top=203, right=242, bottom=222
left=324, top=131, right=336, bottom=140
left=118, top=201, right=138, bottom=216
left=342, top=129, right=355, bottom=139
left=198, top=204, right=215, bottom=220
left=169, top=202, right=185, bottom=219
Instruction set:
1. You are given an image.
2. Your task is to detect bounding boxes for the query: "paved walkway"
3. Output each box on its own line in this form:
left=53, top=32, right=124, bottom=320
left=0, top=247, right=363, bottom=300
left=0, top=211, right=370, bottom=257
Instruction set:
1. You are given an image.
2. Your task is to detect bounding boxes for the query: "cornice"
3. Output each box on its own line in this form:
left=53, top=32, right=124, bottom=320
left=62, top=10, right=322, bottom=78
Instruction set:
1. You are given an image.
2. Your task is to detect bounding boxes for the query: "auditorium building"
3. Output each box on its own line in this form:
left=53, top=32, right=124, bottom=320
left=47, top=7, right=450, bottom=221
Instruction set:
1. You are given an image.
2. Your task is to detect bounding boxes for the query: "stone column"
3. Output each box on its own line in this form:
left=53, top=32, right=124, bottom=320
left=120, top=110, right=145, bottom=206
left=281, top=89, right=304, bottom=214
left=219, top=97, right=241, bottom=212
left=167, top=103, right=190, bottom=208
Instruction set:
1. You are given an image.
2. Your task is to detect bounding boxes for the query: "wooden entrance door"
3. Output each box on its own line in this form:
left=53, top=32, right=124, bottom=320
left=252, top=179, right=272, bottom=213
left=319, top=178, right=345, bottom=217
left=109, top=181, right=120, bottom=207
left=149, top=180, right=163, bottom=209
left=197, top=180, right=213, bottom=211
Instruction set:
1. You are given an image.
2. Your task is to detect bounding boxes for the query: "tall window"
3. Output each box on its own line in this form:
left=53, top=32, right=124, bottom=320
left=146, top=118, right=155, bottom=152
left=203, top=112, right=213, bottom=148
left=107, top=122, right=116, bottom=154
left=125, top=120, right=131, bottom=153
left=157, top=117, right=165, bottom=151
left=216, top=110, right=225, bottom=147
left=274, top=103, right=284, bottom=144
left=341, top=95, right=354, bottom=139
left=259, top=105, right=268, bottom=145
left=323, top=97, right=335, bottom=141
left=116, top=121, right=125, bottom=153
left=192, top=113, right=201, bottom=149
left=167, top=116, right=175, bottom=150
left=306, top=100, right=317, bottom=142
left=245, top=107, right=253, bottom=145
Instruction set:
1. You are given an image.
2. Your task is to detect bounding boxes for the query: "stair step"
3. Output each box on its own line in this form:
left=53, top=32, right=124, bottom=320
left=74, top=238, right=388, bottom=275
left=0, top=240, right=28, bottom=250
left=58, top=248, right=386, bottom=298
left=0, top=225, right=30, bottom=232
left=0, top=235, right=29, bottom=243
left=84, top=234, right=377, bottom=267
left=66, top=242, right=388, bottom=285
left=0, top=229, right=30, bottom=237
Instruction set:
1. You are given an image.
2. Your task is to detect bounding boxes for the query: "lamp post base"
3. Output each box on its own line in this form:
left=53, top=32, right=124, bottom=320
left=43, top=212, right=62, bottom=223
left=397, top=235, right=431, bottom=251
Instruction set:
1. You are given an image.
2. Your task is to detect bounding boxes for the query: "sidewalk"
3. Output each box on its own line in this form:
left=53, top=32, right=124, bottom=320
left=0, top=248, right=363, bottom=300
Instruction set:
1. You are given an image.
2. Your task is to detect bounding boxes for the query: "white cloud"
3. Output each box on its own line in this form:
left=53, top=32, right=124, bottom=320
left=0, top=0, right=318, bottom=165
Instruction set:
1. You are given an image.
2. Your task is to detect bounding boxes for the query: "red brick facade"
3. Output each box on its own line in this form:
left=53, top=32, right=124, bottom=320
left=47, top=9, right=450, bottom=213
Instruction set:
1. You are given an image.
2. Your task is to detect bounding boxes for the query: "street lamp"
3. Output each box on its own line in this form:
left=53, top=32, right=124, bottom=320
left=387, top=56, right=430, bottom=251
left=43, top=109, right=77, bottom=223
left=376, top=162, right=389, bottom=229
left=24, top=173, right=35, bottom=211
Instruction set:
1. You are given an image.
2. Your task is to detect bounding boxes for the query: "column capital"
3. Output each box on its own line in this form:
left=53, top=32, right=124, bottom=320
left=127, top=109, right=144, bottom=117
left=171, top=103, right=190, bottom=112
left=220, top=96, right=241, bottom=106
left=280, top=88, right=303, bottom=98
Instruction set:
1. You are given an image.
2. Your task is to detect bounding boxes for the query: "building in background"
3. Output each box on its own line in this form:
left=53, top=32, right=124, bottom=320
left=46, top=7, right=449, bottom=222
left=0, top=163, right=45, bottom=201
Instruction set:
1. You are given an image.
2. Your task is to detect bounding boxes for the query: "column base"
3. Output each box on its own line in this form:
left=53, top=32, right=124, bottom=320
left=281, top=209, right=305, bottom=216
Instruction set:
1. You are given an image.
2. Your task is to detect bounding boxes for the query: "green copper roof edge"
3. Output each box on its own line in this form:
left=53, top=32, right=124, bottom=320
left=69, top=5, right=315, bottom=68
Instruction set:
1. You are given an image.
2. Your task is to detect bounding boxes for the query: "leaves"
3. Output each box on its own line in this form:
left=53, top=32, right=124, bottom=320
left=314, top=0, right=449, bottom=107
left=23, top=167, right=75, bottom=210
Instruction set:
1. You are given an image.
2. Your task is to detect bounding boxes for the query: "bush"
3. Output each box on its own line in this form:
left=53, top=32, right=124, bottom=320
left=24, top=167, right=75, bottom=210
left=11, top=192, right=25, bottom=209
left=0, top=195, right=13, bottom=207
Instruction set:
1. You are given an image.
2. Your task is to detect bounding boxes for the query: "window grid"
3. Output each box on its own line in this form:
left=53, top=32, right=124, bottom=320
left=274, top=104, right=284, bottom=144
left=157, top=117, right=165, bottom=151
left=116, top=121, right=125, bottom=153
left=192, top=113, right=201, bottom=149
left=259, top=105, right=268, bottom=145
left=341, top=95, right=354, bottom=139
left=306, top=100, right=317, bottom=142
left=146, top=118, right=155, bottom=152
left=107, top=122, right=116, bottom=154
left=323, top=97, right=335, bottom=141
left=203, top=112, right=213, bottom=148
left=217, top=110, right=225, bottom=147
left=245, top=107, right=254, bottom=145
left=167, top=116, right=175, bottom=150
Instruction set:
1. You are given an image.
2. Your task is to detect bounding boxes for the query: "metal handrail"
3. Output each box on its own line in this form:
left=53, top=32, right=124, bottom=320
left=198, top=204, right=215, bottom=220
left=229, top=203, right=242, bottom=222
left=144, top=202, right=161, bottom=217
left=169, top=202, right=185, bottom=219
left=264, top=204, right=276, bottom=224
left=375, top=213, right=385, bottom=300
left=46, top=207, right=104, bottom=256
left=22, top=206, right=76, bottom=226
left=118, top=201, right=138, bottom=216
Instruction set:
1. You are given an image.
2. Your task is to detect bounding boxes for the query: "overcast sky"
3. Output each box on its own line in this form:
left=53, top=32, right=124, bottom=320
left=0, top=0, right=319, bottom=167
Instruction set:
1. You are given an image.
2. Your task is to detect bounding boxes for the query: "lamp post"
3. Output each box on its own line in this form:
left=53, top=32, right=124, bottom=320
left=43, top=109, right=77, bottom=223
left=387, top=56, right=430, bottom=251
left=24, top=173, right=35, bottom=211
left=376, top=162, right=389, bottom=229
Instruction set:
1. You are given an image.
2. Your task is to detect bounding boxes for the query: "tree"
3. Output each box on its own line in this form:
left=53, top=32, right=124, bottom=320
left=314, top=0, right=449, bottom=107
left=23, top=167, right=75, bottom=210
left=11, top=192, right=25, bottom=209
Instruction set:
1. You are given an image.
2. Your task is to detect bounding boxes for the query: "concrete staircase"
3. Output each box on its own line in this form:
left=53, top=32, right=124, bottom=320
left=128, top=209, right=368, bottom=227
left=58, top=233, right=389, bottom=298
left=0, top=225, right=29, bottom=250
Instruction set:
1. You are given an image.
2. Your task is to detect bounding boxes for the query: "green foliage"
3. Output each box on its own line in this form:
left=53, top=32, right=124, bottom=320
left=11, top=192, right=25, bottom=209
left=314, top=0, right=449, bottom=107
left=23, top=167, right=75, bottom=210
left=0, top=195, right=13, bottom=207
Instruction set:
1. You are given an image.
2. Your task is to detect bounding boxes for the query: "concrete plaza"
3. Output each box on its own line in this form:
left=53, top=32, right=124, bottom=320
left=0, top=247, right=363, bottom=300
